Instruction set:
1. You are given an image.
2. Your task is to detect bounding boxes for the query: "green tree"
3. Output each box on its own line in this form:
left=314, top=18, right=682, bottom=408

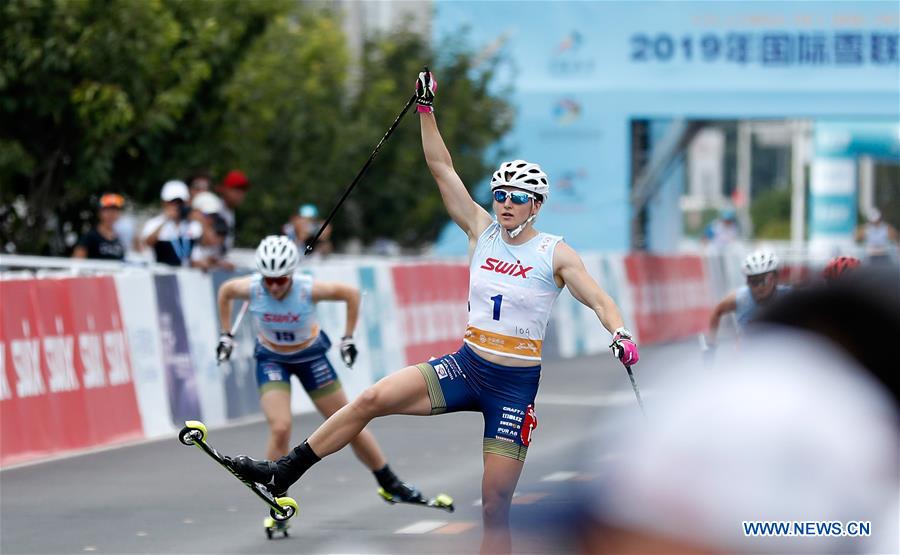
left=217, top=22, right=513, bottom=248
left=1, top=0, right=289, bottom=254
left=751, top=186, right=792, bottom=239
left=1, top=0, right=511, bottom=254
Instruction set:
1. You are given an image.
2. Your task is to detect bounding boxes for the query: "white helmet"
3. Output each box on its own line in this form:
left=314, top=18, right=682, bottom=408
left=255, top=235, right=298, bottom=277
left=742, top=249, right=779, bottom=276
left=490, top=160, right=550, bottom=202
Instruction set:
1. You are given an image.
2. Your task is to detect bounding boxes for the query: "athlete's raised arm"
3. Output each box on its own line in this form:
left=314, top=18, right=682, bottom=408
left=554, top=242, right=639, bottom=364
left=417, top=71, right=492, bottom=241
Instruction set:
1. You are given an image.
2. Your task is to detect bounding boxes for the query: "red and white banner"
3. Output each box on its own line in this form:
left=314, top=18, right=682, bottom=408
left=391, top=263, right=469, bottom=365
left=624, top=254, right=714, bottom=344
left=1, top=277, right=142, bottom=466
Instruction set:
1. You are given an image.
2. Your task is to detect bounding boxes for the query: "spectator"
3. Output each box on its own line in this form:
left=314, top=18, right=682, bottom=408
left=217, top=169, right=251, bottom=249
left=756, top=265, right=900, bottom=400
left=577, top=331, right=898, bottom=555
left=284, top=203, right=333, bottom=255
left=190, top=191, right=234, bottom=271
left=140, top=180, right=203, bottom=267
left=191, top=191, right=224, bottom=219
left=187, top=169, right=214, bottom=198
left=576, top=267, right=900, bottom=555
left=703, top=207, right=739, bottom=250
left=856, top=208, right=897, bottom=264
left=72, top=193, right=126, bottom=261
left=112, top=208, right=140, bottom=257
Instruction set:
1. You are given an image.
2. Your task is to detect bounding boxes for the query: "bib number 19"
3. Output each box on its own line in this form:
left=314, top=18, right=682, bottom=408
left=490, top=294, right=503, bottom=321
left=275, top=331, right=296, bottom=342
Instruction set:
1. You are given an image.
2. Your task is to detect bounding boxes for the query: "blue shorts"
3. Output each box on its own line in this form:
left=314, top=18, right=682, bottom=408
left=416, top=344, right=540, bottom=462
left=255, top=332, right=341, bottom=399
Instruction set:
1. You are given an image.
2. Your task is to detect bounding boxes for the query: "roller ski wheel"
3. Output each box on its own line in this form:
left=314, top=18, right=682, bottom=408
left=177, top=420, right=299, bottom=522
left=270, top=496, right=298, bottom=521
left=178, top=420, right=207, bottom=445
left=378, top=487, right=455, bottom=513
left=263, top=516, right=291, bottom=539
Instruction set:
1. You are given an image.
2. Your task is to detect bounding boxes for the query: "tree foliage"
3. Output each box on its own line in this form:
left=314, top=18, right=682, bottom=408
left=0, top=0, right=512, bottom=254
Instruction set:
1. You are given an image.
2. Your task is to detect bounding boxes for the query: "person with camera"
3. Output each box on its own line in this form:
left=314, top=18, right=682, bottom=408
left=140, top=180, right=204, bottom=267
left=189, top=191, right=234, bottom=272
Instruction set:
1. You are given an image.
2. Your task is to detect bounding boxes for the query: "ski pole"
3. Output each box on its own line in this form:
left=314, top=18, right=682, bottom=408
left=623, top=363, right=646, bottom=416
left=218, top=300, right=248, bottom=366
left=305, top=91, right=418, bottom=255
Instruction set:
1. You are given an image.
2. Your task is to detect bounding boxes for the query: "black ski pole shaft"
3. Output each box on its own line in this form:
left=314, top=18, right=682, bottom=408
left=305, top=93, right=418, bottom=255
left=624, top=364, right=646, bottom=415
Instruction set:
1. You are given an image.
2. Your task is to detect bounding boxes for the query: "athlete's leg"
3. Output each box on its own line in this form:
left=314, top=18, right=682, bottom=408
left=231, top=364, right=433, bottom=494
left=261, top=388, right=293, bottom=459
left=311, top=387, right=386, bottom=470
left=312, top=385, right=427, bottom=502
left=307, top=364, right=432, bottom=457
left=480, top=453, right=525, bottom=555
left=253, top=344, right=294, bottom=460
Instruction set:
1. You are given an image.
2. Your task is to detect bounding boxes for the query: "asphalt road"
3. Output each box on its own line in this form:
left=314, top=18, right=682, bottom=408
left=1, top=340, right=701, bottom=555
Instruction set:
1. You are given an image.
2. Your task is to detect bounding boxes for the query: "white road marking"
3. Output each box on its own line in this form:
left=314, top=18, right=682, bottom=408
left=536, top=391, right=648, bottom=407
left=395, top=520, right=448, bottom=534
left=541, top=471, right=578, bottom=482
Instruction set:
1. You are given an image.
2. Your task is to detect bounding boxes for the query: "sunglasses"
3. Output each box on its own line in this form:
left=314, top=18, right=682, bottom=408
left=747, top=275, right=770, bottom=287
left=493, top=189, right=535, bottom=205
left=263, top=276, right=290, bottom=286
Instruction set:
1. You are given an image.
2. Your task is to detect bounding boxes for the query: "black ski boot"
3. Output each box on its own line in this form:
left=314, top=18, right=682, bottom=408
left=378, top=479, right=426, bottom=504
left=227, top=455, right=295, bottom=497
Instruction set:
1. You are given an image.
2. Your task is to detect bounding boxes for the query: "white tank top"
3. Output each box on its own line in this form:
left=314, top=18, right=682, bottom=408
left=464, top=222, right=563, bottom=361
left=248, top=272, right=319, bottom=346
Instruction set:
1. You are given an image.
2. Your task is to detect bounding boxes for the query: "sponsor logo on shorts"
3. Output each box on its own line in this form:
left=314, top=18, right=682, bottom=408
left=263, top=366, right=285, bottom=381
left=434, top=363, right=447, bottom=379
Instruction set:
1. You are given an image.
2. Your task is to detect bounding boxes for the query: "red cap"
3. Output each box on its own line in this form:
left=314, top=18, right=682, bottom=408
left=222, top=170, right=250, bottom=189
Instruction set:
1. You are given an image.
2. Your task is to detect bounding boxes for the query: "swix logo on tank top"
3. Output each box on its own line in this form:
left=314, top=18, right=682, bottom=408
left=479, top=257, right=533, bottom=279
left=262, top=312, right=301, bottom=323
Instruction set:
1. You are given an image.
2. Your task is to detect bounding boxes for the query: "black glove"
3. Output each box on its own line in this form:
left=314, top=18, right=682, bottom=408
left=216, top=332, right=234, bottom=363
left=415, top=69, right=436, bottom=113
left=340, top=336, right=358, bottom=368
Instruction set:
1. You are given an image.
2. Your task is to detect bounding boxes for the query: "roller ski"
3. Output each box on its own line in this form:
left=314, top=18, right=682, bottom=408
left=378, top=482, right=455, bottom=513
left=177, top=421, right=299, bottom=523
left=263, top=516, right=291, bottom=540
left=225, top=442, right=454, bottom=513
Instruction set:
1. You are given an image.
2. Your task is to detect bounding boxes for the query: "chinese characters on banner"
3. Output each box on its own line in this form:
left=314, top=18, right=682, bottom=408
left=629, top=31, right=898, bottom=65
